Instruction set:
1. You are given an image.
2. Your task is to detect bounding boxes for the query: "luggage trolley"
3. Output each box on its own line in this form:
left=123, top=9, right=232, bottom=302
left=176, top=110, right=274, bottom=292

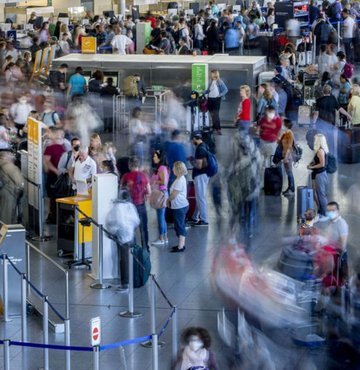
left=112, top=94, right=129, bottom=135
left=143, top=87, right=170, bottom=124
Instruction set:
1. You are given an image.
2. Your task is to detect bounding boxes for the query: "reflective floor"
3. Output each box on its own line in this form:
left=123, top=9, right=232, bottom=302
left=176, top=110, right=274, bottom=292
left=1, top=120, right=360, bottom=369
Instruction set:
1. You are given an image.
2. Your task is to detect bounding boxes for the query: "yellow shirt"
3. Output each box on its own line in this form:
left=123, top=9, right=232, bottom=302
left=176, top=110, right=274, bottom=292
left=348, top=95, right=360, bottom=125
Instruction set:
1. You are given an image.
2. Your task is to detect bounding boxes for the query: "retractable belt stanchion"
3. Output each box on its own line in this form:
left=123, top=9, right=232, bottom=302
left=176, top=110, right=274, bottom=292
left=43, top=296, right=49, bottom=370
left=21, top=274, right=27, bottom=342
left=93, top=346, right=100, bottom=370
left=337, top=21, right=341, bottom=51
left=141, top=276, right=165, bottom=348
left=172, top=305, right=178, bottom=362
left=2, top=254, right=10, bottom=322
left=3, top=339, right=10, bottom=370
left=120, top=246, right=142, bottom=318
left=152, top=334, right=159, bottom=370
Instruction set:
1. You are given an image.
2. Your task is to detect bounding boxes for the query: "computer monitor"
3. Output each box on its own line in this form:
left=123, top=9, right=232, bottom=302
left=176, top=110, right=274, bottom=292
left=103, top=11, right=115, bottom=18
left=0, top=222, right=8, bottom=246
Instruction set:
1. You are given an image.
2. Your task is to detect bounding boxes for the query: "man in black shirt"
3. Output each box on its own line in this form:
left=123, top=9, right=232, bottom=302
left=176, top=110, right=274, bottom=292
left=48, top=63, right=68, bottom=92
left=100, top=77, right=119, bottom=133
left=190, top=131, right=209, bottom=226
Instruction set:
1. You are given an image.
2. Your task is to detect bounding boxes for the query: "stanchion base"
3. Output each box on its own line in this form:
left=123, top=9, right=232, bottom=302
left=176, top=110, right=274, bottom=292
left=140, top=340, right=165, bottom=348
left=1, top=318, right=12, bottom=323
left=119, top=310, right=143, bottom=318
left=90, top=282, right=111, bottom=289
left=31, top=235, right=53, bottom=242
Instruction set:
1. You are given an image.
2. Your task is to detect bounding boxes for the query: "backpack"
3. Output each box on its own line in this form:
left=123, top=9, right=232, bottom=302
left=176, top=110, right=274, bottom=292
left=342, top=62, right=354, bottom=79
left=206, top=150, right=218, bottom=177
left=42, top=111, right=58, bottom=126
left=122, top=75, right=139, bottom=97
left=292, top=143, right=303, bottom=164
left=326, top=153, right=337, bottom=174
left=132, top=244, right=151, bottom=288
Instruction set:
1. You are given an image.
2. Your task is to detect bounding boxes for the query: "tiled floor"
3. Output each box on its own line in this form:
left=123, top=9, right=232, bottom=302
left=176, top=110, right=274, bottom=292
left=1, top=119, right=360, bottom=369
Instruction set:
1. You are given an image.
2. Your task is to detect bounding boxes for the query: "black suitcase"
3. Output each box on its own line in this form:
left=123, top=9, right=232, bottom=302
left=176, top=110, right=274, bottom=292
left=338, top=127, right=360, bottom=164
left=297, top=186, right=314, bottom=222
left=278, top=243, right=314, bottom=281
left=264, top=165, right=282, bottom=196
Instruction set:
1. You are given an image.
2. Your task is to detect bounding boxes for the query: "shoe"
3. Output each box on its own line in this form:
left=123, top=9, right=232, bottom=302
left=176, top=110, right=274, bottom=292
left=170, top=246, right=186, bottom=253
left=283, top=189, right=294, bottom=197
left=151, top=239, right=166, bottom=246
left=193, top=220, right=209, bottom=227
left=188, top=218, right=199, bottom=224
left=115, top=284, right=129, bottom=293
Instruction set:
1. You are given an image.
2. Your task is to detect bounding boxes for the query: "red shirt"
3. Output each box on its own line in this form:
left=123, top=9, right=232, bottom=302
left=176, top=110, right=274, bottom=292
left=44, top=144, right=66, bottom=168
left=237, top=98, right=251, bottom=121
left=121, top=170, right=149, bottom=205
left=259, top=116, right=282, bottom=142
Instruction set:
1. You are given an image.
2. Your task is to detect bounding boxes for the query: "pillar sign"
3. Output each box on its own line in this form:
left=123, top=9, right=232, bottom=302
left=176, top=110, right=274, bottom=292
left=192, top=63, right=208, bottom=94
left=91, top=317, right=101, bottom=346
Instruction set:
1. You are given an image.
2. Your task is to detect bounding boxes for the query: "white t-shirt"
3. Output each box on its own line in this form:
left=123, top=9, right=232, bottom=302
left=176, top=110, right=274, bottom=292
left=9, top=102, right=34, bottom=125
left=73, top=156, right=97, bottom=185
left=111, top=34, right=133, bottom=55
left=343, top=16, right=355, bottom=39
left=170, top=176, right=189, bottom=209
left=208, top=80, right=220, bottom=98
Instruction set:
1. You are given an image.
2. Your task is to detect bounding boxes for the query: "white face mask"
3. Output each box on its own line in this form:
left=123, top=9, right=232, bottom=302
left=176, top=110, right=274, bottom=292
left=189, top=340, right=204, bottom=352
left=19, top=98, right=27, bottom=104
left=267, top=112, right=275, bottom=120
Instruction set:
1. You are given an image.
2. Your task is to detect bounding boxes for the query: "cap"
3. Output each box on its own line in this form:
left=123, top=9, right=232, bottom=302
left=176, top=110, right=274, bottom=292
left=191, top=130, right=202, bottom=139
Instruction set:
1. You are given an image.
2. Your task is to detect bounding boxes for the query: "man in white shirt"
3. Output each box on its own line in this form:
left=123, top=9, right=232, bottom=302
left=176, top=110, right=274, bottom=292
left=342, top=9, right=355, bottom=63
left=58, top=137, right=81, bottom=174
left=111, top=27, right=133, bottom=55
left=71, top=146, right=97, bottom=191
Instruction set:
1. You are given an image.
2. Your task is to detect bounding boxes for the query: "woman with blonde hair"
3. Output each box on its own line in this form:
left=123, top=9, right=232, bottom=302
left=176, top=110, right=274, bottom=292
left=167, top=161, right=189, bottom=253
left=89, top=133, right=106, bottom=170
left=307, top=133, right=329, bottom=216
left=204, top=69, right=228, bottom=135
left=73, top=25, right=87, bottom=49
left=348, top=84, right=360, bottom=126
left=236, top=85, right=252, bottom=132
left=256, top=83, right=278, bottom=119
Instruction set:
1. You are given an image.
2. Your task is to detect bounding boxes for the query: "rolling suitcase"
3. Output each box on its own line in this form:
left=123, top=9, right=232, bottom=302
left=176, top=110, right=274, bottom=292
left=297, top=186, right=314, bottom=223
left=337, top=127, right=360, bottom=164
left=264, top=165, right=282, bottom=196
left=132, top=244, right=151, bottom=288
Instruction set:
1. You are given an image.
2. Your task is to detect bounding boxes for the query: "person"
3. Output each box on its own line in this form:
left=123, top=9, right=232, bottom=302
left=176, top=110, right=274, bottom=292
left=190, top=131, right=209, bottom=227
left=48, top=63, right=68, bottom=93
left=278, top=119, right=295, bottom=196
left=89, top=133, right=106, bottom=171
left=256, top=83, right=278, bottom=119
left=331, top=50, right=347, bottom=88
left=72, top=146, right=97, bottom=192
left=128, top=107, right=150, bottom=164
left=266, top=7, right=275, bottom=29
left=272, top=80, right=288, bottom=117
left=58, top=137, right=81, bottom=174
left=348, top=84, right=360, bottom=125
left=178, top=37, right=191, bottom=55
left=258, top=105, right=282, bottom=169
left=299, top=208, right=319, bottom=237
left=9, top=94, right=34, bottom=135
left=193, top=16, right=205, bottom=50
left=151, top=150, right=169, bottom=246
left=309, top=0, right=321, bottom=24
left=206, top=20, right=221, bottom=55
left=163, top=130, right=188, bottom=187
left=158, top=31, right=171, bottom=54
left=105, top=189, right=140, bottom=293
left=43, top=127, right=67, bottom=223
left=100, top=77, right=119, bottom=133
left=100, top=160, right=117, bottom=176
left=224, top=22, right=240, bottom=54
left=111, top=26, right=133, bottom=55
left=338, top=74, right=352, bottom=110
left=39, top=22, right=50, bottom=45
left=341, top=9, right=355, bottom=63
left=0, top=151, right=24, bottom=224
left=121, top=157, right=151, bottom=251
left=236, top=85, right=252, bottom=132
left=172, top=327, right=218, bottom=369
left=167, top=161, right=189, bottom=253
left=0, top=116, right=10, bottom=150
left=204, top=70, right=228, bottom=135
left=41, top=100, right=61, bottom=127
left=88, top=70, right=104, bottom=94
left=307, top=134, right=329, bottom=216
left=67, top=66, right=87, bottom=98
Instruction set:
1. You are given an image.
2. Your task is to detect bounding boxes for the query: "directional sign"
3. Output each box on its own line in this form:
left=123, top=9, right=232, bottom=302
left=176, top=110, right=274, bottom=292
left=90, top=317, right=101, bottom=346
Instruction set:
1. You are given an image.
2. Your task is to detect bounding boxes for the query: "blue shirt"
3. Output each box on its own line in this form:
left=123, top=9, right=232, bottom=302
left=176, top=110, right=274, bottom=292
left=69, top=73, right=86, bottom=96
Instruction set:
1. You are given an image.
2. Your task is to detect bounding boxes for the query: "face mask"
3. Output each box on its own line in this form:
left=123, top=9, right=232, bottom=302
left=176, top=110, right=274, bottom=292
left=305, top=220, right=314, bottom=227
left=326, top=211, right=337, bottom=220
left=189, top=340, right=204, bottom=352
left=267, top=112, right=275, bottom=120
left=19, top=98, right=27, bottom=104
left=73, top=145, right=80, bottom=152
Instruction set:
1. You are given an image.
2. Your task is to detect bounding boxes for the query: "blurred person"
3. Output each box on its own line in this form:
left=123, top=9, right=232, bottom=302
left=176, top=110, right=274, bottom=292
left=5, top=41, right=18, bottom=60
left=105, top=189, right=140, bottom=293
left=272, top=80, right=288, bottom=116
left=236, top=84, right=252, bottom=132
left=338, top=74, right=351, bottom=110
left=223, top=22, right=240, bottom=54
left=348, top=84, right=360, bottom=125
left=151, top=150, right=169, bottom=246
left=43, top=127, right=67, bottom=223
left=189, top=131, right=209, bottom=227
left=111, top=26, right=133, bottom=55
left=167, top=161, right=189, bottom=253
left=266, top=7, right=275, bottom=29
left=41, top=100, right=60, bottom=127
left=307, top=133, right=329, bottom=216
left=59, top=33, right=71, bottom=55
left=71, top=145, right=97, bottom=192
left=299, top=208, right=319, bottom=236
left=256, top=83, right=278, bottom=119
left=193, top=16, right=205, bottom=50
left=88, top=70, right=104, bottom=94
left=9, top=94, right=34, bottom=134
left=100, top=160, right=117, bottom=176
left=245, top=16, right=259, bottom=46
left=39, top=22, right=50, bottom=45
left=95, top=24, right=107, bottom=49
left=158, top=31, right=171, bottom=54
left=172, top=327, right=218, bottom=369
left=329, top=0, right=343, bottom=23
left=150, top=19, right=162, bottom=47
left=100, top=77, right=119, bottom=133
left=0, top=41, right=7, bottom=70
left=0, top=149, right=24, bottom=224
left=58, top=137, right=80, bottom=174
left=121, top=156, right=151, bottom=251
left=206, top=20, right=221, bottom=55
left=204, top=70, right=228, bottom=135
left=341, top=8, right=355, bottom=63
left=309, top=0, right=321, bottom=24
left=73, top=25, right=87, bottom=49
left=129, top=107, right=150, bottom=164
left=28, top=11, right=37, bottom=25
left=67, top=66, right=87, bottom=98
left=29, top=36, right=41, bottom=61
left=247, top=1, right=261, bottom=20
left=1, top=55, right=13, bottom=73
left=4, top=62, right=24, bottom=84
left=286, top=17, right=301, bottom=45
left=234, top=21, right=245, bottom=55
left=89, top=133, right=106, bottom=170
left=331, top=50, right=347, bottom=87
left=48, top=63, right=68, bottom=93
left=313, top=14, right=332, bottom=54
left=178, top=37, right=191, bottom=55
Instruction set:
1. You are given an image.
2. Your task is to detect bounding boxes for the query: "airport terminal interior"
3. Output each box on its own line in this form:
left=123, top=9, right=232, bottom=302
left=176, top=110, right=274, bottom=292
left=0, top=0, right=360, bottom=369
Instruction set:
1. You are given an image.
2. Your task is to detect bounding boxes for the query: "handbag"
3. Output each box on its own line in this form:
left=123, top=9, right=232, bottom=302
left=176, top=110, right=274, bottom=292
left=51, top=173, right=73, bottom=198
left=149, top=189, right=167, bottom=209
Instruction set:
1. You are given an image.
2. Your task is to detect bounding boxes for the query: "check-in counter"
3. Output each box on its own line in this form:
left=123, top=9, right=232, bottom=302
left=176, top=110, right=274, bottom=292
left=56, top=196, right=92, bottom=260
left=53, top=54, right=267, bottom=123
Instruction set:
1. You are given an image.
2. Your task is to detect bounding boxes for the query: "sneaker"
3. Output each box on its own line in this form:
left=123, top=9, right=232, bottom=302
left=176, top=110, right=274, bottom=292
left=193, top=220, right=209, bottom=227
left=170, top=246, right=186, bottom=253
left=151, top=239, right=166, bottom=246
left=283, top=189, right=294, bottom=197
left=187, top=218, right=199, bottom=225
left=115, top=284, right=129, bottom=293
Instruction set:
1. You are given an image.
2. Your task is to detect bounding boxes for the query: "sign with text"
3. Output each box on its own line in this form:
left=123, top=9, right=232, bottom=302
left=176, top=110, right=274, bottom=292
left=191, top=63, right=208, bottom=94
left=91, top=317, right=101, bottom=346
left=82, top=37, right=97, bottom=54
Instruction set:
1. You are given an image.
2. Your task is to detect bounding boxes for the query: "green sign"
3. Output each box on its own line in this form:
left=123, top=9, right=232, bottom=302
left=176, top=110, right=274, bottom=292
left=144, top=22, right=152, bottom=45
left=191, top=63, right=208, bottom=94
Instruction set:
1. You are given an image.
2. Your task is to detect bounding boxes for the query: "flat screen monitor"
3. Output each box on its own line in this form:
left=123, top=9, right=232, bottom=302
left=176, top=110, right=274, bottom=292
left=189, top=3, right=200, bottom=14
left=58, top=13, right=69, bottom=18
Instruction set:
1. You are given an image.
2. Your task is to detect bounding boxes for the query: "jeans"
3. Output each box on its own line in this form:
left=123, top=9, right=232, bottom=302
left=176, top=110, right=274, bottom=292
left=208, top=97, right=222, bottom=130
left=156, top=207, right=167, bottom=236
left=238, top=120, right=251, bottom=133
left=194, top=39, right=203, bottom=50
left=239, top=199, right=257, bottom=238
left=313, top=171, right=328, bottom=216
left=173, top=206, right=189, bottom=237
left=116, top=241, right=131, bottom=285
left=284, top=160, right=295, bottom=192
left=343, top=38, right=354, bottom=63
left=193, top=174, right=209, bottom=223
left=135, top=204, right=149, bottom=249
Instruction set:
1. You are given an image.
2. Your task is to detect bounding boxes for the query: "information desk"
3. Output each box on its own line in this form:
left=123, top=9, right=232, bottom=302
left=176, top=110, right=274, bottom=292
left=56, top=196, right=92, bottom=260
left=53, top=54, right=266, bottom=123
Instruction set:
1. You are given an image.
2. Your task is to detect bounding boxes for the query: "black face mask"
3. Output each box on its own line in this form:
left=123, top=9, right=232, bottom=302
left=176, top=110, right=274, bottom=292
left=73, top=145, right=80, bottom=152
